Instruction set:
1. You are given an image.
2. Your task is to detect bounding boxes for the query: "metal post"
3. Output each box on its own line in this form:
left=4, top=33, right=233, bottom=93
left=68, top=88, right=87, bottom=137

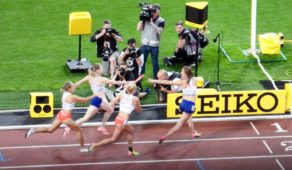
left=78, top=35, right=82, bottom=61
left=250, top=0, right=257, bottom=53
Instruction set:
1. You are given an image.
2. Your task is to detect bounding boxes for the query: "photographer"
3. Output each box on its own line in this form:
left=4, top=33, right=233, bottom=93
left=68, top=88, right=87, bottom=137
left=163, top=21, right=209, bottom=67
left=154, top=70, right=181, bottom=103
left=109, top=65, right=149, bottom=99
left=90, top=20, right=123, bottom=78
left=119, top=38, right=143, bottom=90
left=137, top=3, right=165, bottom=79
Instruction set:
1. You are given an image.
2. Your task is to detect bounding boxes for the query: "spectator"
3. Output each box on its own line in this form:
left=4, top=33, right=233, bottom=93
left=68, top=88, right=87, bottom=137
left=90, top=20, right=123, bottom=78
left=154, top=70, right=181, bottom=103
left=137, top=3, right=165, bottom=79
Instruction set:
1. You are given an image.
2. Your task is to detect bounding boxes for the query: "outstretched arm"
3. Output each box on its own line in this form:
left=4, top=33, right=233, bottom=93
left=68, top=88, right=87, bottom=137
left=101, top=77, right=130, bottom=85
left=68, top=94, right=95, bottom=103
left=74, top=76, right=89, bottom=88
left=148, top=78, right=182, bottom=86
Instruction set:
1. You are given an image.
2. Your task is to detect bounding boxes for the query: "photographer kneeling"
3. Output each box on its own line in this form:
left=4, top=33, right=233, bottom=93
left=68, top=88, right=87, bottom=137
left=90, top=20, right=123, bottom=78
left=163, top=21, right=208, bottom=67
left=154, top=70, right=181, bottom=103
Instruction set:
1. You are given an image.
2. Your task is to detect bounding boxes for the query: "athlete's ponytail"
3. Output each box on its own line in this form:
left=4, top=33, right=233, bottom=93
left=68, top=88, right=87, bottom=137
left=60, top=81, right=74, bottom=92
left=88, top=63, right=102, bottom=77
left=182, top=66, right=193, bottom=83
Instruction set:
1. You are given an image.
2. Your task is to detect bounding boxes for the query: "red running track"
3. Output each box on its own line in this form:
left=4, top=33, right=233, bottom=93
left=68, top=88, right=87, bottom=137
left=1, top=119, right=292, bottom=170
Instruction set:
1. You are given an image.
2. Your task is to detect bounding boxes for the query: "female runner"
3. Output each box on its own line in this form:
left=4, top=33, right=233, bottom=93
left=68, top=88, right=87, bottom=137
left=89, top=83, right=142, bottom=156
left=65, top=63, right=131, bottom=136
left=25, top=81, right=94, bottom=152
left=148, top=66, right=201, bottom=143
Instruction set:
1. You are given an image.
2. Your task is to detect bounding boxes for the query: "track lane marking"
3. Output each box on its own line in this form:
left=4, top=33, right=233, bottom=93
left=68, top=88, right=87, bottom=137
left=1, top=154, right=292, bottom=169
left=275, top=159, right=285, bottom=170
left=262, top=140, right=273, bottom=154
left=195, top=160, right=205, bottom=170
left=250, top=122, right=260, bottom=135
left=1, top=135, right=292, bottom=150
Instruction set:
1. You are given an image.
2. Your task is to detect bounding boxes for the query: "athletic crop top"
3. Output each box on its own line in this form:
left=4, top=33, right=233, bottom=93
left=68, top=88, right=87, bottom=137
left=62, top=91, right=75, bottom=110
left=119, top=93, right=135, bottom=114
left=89, top=76, right=105, bottom=94
left=182, top=78, right=197, bottom=97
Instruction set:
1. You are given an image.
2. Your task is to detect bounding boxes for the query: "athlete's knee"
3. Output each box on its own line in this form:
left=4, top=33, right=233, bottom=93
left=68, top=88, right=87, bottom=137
left=79, top=117, right=89, bottom=123
left=129, top=127, right=135, bottom=133
left=47, top=127, right=55, bottom=133
left=106, top=107, right=114, bottom=114
left=128, top=134, right=133, bottom=140
left=110, top=136, right=118, bottom=143
left=72, top=126, right=82, bottom=133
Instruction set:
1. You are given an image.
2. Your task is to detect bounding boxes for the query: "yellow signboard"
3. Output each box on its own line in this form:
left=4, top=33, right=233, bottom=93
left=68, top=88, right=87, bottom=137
left=30, top=92, right=54, bottom=118
left=167, top=89, right=287, bottom=118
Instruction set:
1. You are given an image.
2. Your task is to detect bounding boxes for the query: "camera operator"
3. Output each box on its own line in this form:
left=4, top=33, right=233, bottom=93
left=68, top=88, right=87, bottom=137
left=154, top=70, right=181, bottom=103
left=137, top=3, right=165, bottom=79
left=163, top=21, right=209, bottom=67
left=119, top=38, right=143, bottom=90
left=90, top=20, right=123, bottom=78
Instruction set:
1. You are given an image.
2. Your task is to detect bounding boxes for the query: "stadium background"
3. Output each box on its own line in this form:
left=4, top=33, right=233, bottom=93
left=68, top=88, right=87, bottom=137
left=0, top=0, right=291, bottom=109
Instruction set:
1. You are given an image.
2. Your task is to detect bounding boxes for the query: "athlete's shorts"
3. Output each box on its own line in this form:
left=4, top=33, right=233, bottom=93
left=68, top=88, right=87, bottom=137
left=115, top=116, right=128, bottom=126
left=57, top=111, right=72, bottom=122
left=90, top=96, right=102, bottom=108
left=179, top=99, right=195, bottom=114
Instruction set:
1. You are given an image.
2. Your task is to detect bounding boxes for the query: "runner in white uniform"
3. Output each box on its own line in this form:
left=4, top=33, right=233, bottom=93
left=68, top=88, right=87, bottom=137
left=148, top=66, right=201, bottom=144
left=89, top=83, right=142, bottom=156
left=25, top=81, right=94, bottom=152
left=64, top=63, right=130, bottom=136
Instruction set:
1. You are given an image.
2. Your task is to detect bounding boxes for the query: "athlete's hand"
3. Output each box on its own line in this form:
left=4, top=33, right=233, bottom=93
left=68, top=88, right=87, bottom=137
left=148, top=78, right=155, bottom=84
left=124, top=48, right=130, bottom=55
left=160, top=86, right=167, bottom=93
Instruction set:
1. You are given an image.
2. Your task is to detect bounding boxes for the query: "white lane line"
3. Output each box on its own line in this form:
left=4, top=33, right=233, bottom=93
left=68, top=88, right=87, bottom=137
left=275, top=159, right=285, bottom=170
left=250, top=122, right=260, bottom=135
left=2, top=115, right=292, bottom=131
left=262, top=140, right=273, bottom=154
left=1, top=135, right=292, bottom=150
left=1, top=154, right=292, bottom=169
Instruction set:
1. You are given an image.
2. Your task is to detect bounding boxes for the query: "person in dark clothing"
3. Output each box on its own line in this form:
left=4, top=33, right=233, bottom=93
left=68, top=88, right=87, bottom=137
left=163, top=21, right=209, bottom=67
left=90, top=20, right=123, bottom=78
left=106, top=38, right=150, bottom=99
left=119, top=38, right=143, bottom=90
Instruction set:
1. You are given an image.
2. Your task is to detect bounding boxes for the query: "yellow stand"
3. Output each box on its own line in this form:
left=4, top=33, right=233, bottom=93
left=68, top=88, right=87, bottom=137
left=69, top=12, right=92, bottom=36
left=29, top=92, right=54, bottom=118
left=185, top=2, right=208, bottom=29
left=67, top=12, right=92, bottom=72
